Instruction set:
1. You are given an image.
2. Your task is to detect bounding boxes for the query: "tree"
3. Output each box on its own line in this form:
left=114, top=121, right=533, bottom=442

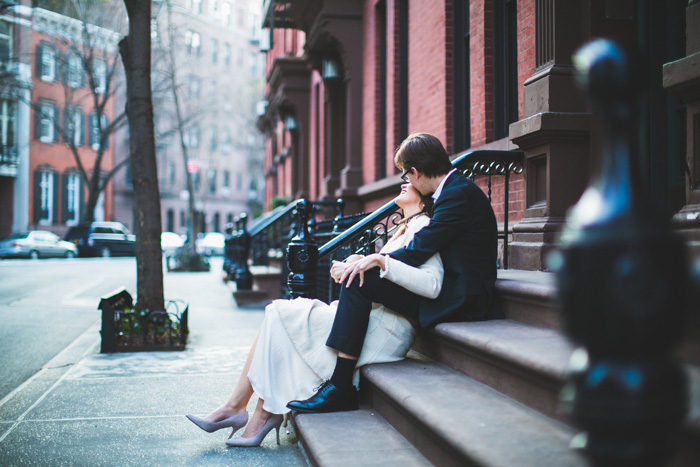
left=119, top=0, right=163, bottom=311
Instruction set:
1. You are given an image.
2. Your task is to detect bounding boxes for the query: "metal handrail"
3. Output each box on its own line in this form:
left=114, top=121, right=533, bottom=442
left=317, top=149, right=524, bottom=266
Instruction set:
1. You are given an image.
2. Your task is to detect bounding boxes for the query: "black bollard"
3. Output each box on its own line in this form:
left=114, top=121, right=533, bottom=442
left=553, top=40, right=691, bottom=466
left=235, top=213, right=253, bottom=290
left=287, top=199, right=318, bottom=298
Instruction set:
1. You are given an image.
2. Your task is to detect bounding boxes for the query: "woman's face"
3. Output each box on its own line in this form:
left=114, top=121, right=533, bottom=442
left=396, top=183, right=422, bottom=211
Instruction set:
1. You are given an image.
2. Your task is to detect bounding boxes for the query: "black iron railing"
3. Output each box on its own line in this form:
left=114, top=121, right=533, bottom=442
left=287, top=149, right=524, bottom=301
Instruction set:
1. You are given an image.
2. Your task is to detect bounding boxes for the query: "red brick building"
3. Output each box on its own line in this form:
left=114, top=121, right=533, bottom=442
left=259, top=0, right=695, bottom=270
left=28, top=8, right=119, bottom=235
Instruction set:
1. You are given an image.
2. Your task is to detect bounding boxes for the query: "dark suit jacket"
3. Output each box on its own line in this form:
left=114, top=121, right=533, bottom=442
left=388, top=171, right=498, bottom=328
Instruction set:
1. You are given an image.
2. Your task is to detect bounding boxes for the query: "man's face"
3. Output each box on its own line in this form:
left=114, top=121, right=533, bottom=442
left=401, top=167, right=430, bottom=196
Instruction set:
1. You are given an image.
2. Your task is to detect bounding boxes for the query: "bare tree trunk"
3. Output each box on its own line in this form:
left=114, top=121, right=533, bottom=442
left=119, top=0, right=164, bottom=311
left=164, top=0, right=198, bottom=254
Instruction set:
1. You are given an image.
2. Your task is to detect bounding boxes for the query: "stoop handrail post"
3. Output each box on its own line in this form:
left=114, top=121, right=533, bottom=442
left=287, top=199, right=318, bottom=298
left=554, top=39, right=692, bottom=465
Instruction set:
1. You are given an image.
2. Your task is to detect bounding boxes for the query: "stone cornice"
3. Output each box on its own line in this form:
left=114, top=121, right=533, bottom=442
left=32, top=8, right=120, bottom=51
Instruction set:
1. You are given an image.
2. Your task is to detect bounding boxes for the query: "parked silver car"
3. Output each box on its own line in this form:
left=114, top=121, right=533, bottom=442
left=0, top=231, right=78, bottom=259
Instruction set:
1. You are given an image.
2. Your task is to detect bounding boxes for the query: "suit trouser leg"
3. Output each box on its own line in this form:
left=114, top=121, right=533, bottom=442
left=325, top=268, right=421, bottom=358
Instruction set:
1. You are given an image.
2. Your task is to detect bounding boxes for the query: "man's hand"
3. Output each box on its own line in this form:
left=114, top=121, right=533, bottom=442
left=339, top=253, right=387, bottom=287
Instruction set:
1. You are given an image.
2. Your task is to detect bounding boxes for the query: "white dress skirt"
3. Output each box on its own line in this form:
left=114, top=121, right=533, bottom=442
left=246, top=215, right=444, bottom=415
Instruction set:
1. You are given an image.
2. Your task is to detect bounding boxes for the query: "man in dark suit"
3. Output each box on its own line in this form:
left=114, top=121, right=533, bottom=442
left=287, top=133, right=498, bottom=414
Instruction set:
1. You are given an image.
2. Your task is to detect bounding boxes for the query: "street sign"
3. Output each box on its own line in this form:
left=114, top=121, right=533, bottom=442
left=187, top=161, right=199, bottom=173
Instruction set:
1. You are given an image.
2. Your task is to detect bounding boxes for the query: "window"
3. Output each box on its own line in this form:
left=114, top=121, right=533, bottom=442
left=89, top=113, right=109, bottom=150
left=189, top=0, right=202, bottom=14
left=237, top=48, right=243, bottom=67
left=248, top=53, right=257, bottom=76
left=211, top=0, right=219, bottom=18
left=93, top=59, right=107, bottom=94
left=65, top=52, right=83, bottom=88
left=211, top=39, right=218, bottom=63
left=185, top=31, right=201, bottom=56
left=63, top=171, right=82, bottom=225
left=222, top=170, right=230, bottom=191
left=184, top=126, right=199, bottom=148
left=453, top=0, right=470, bottom=152
left=249, top=14, right=259, bottom=41
left=208, top=169, right=217, bottom=194
left=238, top=8, right=245, bottom=28
left=34, top=168, right=57, bottom=225
left=222, top=2, right=232, bottom=25
left=38, top=44, right=57, bottom=82
left=0, top=99, right=17, bottom=153
left=187, top=75, right=200, bottom=99
left=221, top=130, right=231, bottom=154
left=209, top=127, right=218, bottom=151
left=36, top=102, right=57, bottom=143
left=493, top=0, right=518, bottom=140
left=236, top=172, right=242, bottom=191
left=192, top=171, right=200, bottom=191
left=223, top=43, right=231, bottom=67
left=0, top=21, right=12, bottom=71
left=63, top=107, right=85, bottom=147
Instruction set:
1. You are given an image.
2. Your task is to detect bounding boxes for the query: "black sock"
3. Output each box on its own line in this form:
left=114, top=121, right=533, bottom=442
left=329, top=356, right=356, bottom=390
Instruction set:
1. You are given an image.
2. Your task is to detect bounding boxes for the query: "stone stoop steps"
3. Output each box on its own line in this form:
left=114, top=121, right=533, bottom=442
left=290, top=270, right=700, bottom=466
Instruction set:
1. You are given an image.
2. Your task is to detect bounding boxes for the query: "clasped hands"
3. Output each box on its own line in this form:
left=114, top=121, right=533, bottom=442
left=330, top=253, right=387, bottom=287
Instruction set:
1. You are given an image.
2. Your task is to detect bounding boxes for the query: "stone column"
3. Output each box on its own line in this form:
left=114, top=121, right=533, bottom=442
left=665, top=0, right=700, bottom=256
left=508, top=0, right=591, bottom=270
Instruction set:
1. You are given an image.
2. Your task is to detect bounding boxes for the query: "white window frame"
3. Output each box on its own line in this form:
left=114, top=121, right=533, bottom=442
left=223, top=43, right=231, bottom=67
left=66, top=53, right=82, bottom=88
left=41, top=46, right=57, bottom=82
left=38, top=103, right=54, bottom=143
left=0, top=20, right=12, bottom=72
left=188, top=75, right=200, bottom=99
left=222, top=2, right=232, bottom=25
left=0, top=99, right=17, bottom=149
left=93, top=59, right=107, bottom=94
left=66, top=172, right=81, bottom=226
left=185, top=30, right=200, bottom=56
left=39, top=170, right=54, bottom=225
left=69, top=109, right=82, bottom=146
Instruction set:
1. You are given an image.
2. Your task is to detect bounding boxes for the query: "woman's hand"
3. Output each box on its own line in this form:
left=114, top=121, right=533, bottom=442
left=330, top=261, right=347, bottom=283
left=329, top=254, right=366, bottom=283
left=339, top=253, right=387, bottom=287
left=344, top=254, right=365, bottom=264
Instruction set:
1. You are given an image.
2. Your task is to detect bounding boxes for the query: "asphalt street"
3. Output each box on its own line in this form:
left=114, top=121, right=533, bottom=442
left=0, top=257, right=138, bottom=400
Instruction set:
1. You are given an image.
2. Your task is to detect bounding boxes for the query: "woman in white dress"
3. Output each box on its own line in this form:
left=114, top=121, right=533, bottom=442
left=186, top=182, right=444, bottom=447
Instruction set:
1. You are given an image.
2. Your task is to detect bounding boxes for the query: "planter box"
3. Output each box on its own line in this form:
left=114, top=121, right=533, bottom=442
left=99, top=288, right=189, bottom=353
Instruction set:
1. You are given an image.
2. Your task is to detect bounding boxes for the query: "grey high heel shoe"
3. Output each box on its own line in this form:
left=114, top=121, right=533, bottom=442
left=186, top=412, right=248, bottom=438
left=225, top=414, right=283, bottom=447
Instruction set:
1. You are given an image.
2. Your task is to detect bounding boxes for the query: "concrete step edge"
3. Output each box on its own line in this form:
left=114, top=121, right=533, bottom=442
left=360, top=358, right=587, bottom=467
left=291, top=409, right=433, bottom=467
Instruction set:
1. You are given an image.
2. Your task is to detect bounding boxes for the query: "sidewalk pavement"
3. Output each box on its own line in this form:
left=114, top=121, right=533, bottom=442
left=0, top=259, right=308, bottom=466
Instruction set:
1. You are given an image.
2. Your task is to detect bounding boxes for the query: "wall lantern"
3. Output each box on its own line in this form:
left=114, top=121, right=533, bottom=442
left=284, top=113, right=298, bottom=131
left=321, top=58, right=340, bottom=80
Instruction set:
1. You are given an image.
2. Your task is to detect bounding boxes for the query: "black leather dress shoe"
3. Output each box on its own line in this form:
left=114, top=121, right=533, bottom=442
left=286, top=381, right=358, bottom=414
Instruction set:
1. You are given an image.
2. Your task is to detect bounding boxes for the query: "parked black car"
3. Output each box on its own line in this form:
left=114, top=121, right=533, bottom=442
left=65, top=221, right=136, bottom=257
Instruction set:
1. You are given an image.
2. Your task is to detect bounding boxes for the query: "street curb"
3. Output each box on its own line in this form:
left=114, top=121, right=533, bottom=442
left=0, top=319, right=100, bottom=416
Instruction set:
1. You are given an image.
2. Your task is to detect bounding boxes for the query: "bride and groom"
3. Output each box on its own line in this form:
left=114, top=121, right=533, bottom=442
left=186, top=132, right=498, bottom=446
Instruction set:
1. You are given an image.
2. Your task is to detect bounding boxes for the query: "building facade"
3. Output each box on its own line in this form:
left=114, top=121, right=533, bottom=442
left=258, top=0, right=695, bottom=270
left=112, top=0, right=267, bottom=236
left=0, top=0, right=32, bottom=238
left=28, top=7, right=120, bottom=236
